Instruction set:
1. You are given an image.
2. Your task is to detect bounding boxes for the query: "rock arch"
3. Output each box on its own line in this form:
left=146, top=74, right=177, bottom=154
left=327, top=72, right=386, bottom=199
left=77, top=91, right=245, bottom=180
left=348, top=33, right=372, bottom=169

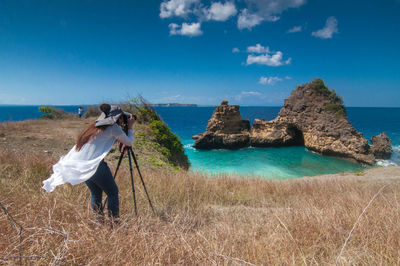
left=286, top=124, right=305, bottom=146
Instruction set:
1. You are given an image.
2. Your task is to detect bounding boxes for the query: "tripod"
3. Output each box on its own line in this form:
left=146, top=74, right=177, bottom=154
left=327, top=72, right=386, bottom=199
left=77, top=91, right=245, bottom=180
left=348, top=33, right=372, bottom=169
left=103, top=146, right=155, bottom=216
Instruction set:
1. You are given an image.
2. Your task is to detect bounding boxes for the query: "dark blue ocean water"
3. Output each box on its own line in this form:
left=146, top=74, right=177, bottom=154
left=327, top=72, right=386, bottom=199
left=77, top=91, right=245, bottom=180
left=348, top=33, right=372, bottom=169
left=1, top=105, right=399, bottom=179
left=0, top=105, right=84, bottom=121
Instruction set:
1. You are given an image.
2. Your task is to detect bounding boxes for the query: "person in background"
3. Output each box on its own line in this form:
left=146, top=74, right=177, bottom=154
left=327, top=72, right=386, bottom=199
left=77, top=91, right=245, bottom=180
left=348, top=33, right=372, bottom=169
left=42, top=104, right=135, bottom=224
left=78, top=106, right=83, bottom=118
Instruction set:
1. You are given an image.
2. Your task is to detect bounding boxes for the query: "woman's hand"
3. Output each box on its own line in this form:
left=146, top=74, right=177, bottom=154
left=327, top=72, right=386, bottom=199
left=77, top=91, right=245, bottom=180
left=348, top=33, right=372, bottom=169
left=127, top=115, right=135, bottom=130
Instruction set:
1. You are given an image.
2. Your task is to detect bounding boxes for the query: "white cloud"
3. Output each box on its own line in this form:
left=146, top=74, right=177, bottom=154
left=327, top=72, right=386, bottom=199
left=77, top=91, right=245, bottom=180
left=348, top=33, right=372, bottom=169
left=312, top=16, right=338, bottom=39
left=238, top=0, right=306, bottom=30
left=160, top=0, right=307, bottom=35
left=235, top=91, right=262, bottom=100
left=287, top=25, right=302, bottom=33
left=237, top=9, right=264, bottom=29
left=247, top=51, right=291, bottom=67
left=169, top=23, right=180, bottom=34
left=169, top=22, right=203, bottom=36
left=232, top=47, right=240, bottom=53
left=204, top=2, right=237, bottom=21
left=242, top=91, right=262, bottom=96
left=259, top=75, right=292, bottom=85
left=247, top=43, right=270, bottom=53
left=163, top=94, right=182, bottom=101
left=259, top=76, right=283, bottom=85
left=160, top=0, right=199, bottom=18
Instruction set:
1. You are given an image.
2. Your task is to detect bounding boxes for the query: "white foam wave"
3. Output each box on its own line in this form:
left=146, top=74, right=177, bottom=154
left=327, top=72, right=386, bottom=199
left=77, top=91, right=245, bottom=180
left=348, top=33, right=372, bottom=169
left=375, top=145, right=400, bottom=167
left=376, top=160, right=397, bottom=167
left=392, top=145, right=400, bottom=152
left=184, top=144, right=195, bottom=150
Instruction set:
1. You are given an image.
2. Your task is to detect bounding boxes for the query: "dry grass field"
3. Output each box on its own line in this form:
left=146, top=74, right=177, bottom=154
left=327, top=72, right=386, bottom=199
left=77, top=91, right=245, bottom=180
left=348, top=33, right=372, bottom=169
left=1, top=119, right=400, bottom=265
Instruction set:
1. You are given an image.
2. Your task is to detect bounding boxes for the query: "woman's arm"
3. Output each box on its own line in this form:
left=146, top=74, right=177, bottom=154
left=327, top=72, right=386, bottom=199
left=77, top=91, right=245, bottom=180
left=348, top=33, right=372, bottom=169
left=111, top=124, right=134, bottom=146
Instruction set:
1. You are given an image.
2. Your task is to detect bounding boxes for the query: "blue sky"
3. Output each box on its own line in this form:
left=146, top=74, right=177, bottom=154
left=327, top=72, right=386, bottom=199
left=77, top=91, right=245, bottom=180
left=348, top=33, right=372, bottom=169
left=0, top=0, right=399, bottom=107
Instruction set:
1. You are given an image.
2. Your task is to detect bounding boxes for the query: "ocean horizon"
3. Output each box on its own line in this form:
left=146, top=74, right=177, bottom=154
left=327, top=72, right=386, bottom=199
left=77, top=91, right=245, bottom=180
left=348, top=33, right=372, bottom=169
left=1, top=105, right=399, bottom=179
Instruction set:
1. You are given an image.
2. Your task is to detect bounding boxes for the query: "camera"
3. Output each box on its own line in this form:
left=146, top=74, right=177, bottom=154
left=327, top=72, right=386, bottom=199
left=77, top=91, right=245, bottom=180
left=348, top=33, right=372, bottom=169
left=122, top=113, right=137, bottom=134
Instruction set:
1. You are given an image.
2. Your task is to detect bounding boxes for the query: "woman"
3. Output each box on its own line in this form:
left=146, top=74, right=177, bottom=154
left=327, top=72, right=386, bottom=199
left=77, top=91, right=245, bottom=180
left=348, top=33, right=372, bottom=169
left=42, top=103, right=135, bottom=220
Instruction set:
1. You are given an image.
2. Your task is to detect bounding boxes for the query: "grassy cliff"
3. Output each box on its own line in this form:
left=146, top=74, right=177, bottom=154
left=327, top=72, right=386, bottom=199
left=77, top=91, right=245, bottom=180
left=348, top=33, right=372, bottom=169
left=125, top=97, right=190, bottom=170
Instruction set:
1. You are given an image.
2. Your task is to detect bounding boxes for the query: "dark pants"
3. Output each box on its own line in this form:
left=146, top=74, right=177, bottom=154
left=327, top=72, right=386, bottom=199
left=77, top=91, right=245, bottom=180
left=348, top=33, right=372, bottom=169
left=85, top=160, right=119, bottom=218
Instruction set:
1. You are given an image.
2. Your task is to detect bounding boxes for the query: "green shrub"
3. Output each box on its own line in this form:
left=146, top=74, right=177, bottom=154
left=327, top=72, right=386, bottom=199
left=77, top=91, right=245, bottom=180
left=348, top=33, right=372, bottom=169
left=312, top=78, right=329, bottom=95
left=38, top=106, right=69, bottom=119
left=312, top=79, right=343, bottom=104
left=326, top=103, right=346, bottom=118
left=328, top=89, right=344, bottom=105
left=128, top=97, right=190, bottom=170
left=129, top=96, right=161, bottom=123
left=311, top=79, right=346, bottom=117
left=149, top=120, right=189, bottom=169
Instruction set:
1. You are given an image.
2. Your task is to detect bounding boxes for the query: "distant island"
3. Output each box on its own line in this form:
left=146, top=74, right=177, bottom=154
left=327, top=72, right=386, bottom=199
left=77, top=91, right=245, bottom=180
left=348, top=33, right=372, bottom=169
left=150, top=103, right=197, bottom=107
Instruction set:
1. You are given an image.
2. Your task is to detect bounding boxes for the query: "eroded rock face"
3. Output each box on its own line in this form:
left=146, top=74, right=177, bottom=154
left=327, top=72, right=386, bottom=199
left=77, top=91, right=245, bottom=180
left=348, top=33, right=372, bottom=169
left=250, top=120, right=304, bottom=147
left=262, top=79, right=375, bottom=164
left=371, top=132, right=392, bottom=159
left=192, top=101, right=250, bottom=149
left=192, top=79, right=392, bottom=164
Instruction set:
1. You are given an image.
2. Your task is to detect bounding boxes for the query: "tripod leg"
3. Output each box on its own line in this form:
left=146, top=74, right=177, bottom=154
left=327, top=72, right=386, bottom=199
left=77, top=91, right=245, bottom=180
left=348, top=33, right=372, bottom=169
left=128, top=149, right=138, bottom=216
left=113, top=149, right=126, bottom=178
left=102, top=151, right=125, bottom=210
left=129, top=148, right=156, bottom=215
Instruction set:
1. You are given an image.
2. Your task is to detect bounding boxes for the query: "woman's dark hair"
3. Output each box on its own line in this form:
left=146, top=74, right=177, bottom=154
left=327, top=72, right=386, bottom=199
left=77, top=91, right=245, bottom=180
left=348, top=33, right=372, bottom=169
left=76, top=122, right=108, bottom=151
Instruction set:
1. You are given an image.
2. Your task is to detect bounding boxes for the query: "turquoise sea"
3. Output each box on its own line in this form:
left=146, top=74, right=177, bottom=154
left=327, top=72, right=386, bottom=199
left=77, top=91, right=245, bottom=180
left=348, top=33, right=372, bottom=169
left=1, top=105, right=399, bottom=179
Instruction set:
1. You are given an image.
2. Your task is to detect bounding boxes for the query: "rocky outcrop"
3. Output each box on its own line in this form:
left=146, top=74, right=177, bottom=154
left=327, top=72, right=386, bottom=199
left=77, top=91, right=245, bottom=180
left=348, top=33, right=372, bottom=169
left=192, top=101, right=250, bottom=149
left=192, top=79, right=392, bottom=165
left=370, top=132, right=392, bottom=159
left=257, top=79, right=375, bottom=164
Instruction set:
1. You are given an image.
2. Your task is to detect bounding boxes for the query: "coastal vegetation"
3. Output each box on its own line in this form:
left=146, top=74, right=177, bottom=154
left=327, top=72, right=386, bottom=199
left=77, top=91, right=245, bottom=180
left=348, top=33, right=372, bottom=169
left=311, top=78, right=346, bottom=117
left=326, top=103, right=347, bottom=118
left=38, top=106, right=71, bottom=119
left=125, top=97, right=190, bottom=170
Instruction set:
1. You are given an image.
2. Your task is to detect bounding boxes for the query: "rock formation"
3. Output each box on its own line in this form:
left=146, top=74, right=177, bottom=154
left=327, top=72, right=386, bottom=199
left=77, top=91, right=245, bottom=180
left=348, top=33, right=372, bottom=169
left=370, top=132, right=392, bottom=159
left=192, top=79, right=392, bottom=165
left=192, top=101, right=250, bottom=149
left=254, top=79, right=375, bottom=164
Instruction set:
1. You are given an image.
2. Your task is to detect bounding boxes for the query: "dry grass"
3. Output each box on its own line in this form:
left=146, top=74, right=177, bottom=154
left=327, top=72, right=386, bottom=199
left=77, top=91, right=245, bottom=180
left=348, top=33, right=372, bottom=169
left=1, top=147, right=400, bottom=265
